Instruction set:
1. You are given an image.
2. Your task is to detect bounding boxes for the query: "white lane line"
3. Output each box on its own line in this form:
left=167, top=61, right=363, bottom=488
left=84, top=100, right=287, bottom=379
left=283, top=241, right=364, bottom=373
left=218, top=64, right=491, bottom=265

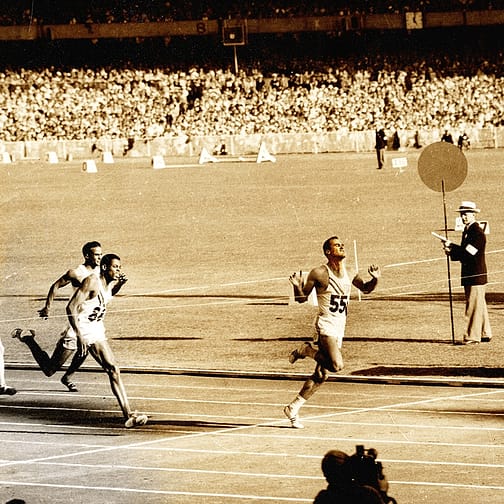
left=25, top=461, right=323, bottom=480
left=3, top=388, right=503, bottom=407
left=3, top=401, right=504, bottom=421
left=304, top=419, right=504, bottom=431
left=7, top=373, right=504, bottom=398
left=9, top=378, right=465, bottom=399
left=290, top=388, right=504, bottom=423
left=202, top=431, right=504, bottom=449
left=1, top=385, right=503, bottom=500
left=1, top=438, right=109, bottom=449
left=0, top=481, right=312, bottom=502
left=383, top=407, right=504, bottom=416
left=1, top=388, right=502, bottom=440
left=2, top=428, right=503, bottom=451
left=35, top=456, right=504, bottom=471
left=0, top=419, right=117, bottom=431
left=6, top=440, right=498, bottom=468
left=389, top=480, right=504, bottom=491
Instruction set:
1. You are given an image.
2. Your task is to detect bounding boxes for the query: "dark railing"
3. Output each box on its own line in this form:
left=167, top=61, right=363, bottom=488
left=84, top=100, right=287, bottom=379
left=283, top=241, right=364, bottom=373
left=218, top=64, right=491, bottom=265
left=0, top=10, right=503, bottom=41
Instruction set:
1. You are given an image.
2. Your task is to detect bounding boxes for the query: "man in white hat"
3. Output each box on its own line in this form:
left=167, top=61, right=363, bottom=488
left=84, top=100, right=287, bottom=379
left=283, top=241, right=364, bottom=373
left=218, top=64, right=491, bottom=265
left=443, top=201, right=492, bottom=344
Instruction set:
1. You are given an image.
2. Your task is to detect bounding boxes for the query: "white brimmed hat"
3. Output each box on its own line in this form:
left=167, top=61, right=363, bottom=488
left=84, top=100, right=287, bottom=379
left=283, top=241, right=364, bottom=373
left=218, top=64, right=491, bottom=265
left=456, top=201, right=480, bottom=213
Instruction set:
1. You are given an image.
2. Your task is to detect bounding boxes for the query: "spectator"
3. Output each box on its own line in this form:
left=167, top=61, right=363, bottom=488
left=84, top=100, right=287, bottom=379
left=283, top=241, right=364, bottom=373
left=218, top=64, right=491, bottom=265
left=375, top=128, right=387, bottom=169
left=0, top=31, right=503, bottom=140
left=458, top=131, right=470, bottom=149
left=441, top=129, right=454, bottom=143
left=391, top=130, right=400, bottom=150
left=413, top=130, right=422, bottom=148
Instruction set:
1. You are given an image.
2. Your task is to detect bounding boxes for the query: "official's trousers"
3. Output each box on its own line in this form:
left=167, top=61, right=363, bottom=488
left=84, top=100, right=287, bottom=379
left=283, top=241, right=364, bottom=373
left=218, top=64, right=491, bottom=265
left=463, top=284, right=492, bottom=342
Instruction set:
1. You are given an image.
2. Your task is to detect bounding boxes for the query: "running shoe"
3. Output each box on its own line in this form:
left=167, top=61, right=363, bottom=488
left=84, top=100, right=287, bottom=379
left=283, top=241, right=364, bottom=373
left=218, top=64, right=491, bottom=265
left=125, top=411, right=148, bottom=428
left=283, top=405, right=304, bottom=429
left=0, top=386, right=17, bottom=395
left=11, top=328, right=35, bottom=342
left=61, top=376, right=78, bottom=392
left=289, top=342, right=311, bottom=364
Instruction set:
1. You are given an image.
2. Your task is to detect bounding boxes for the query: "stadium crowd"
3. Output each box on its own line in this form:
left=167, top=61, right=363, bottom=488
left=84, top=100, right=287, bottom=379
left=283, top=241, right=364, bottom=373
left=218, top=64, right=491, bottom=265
left=0, top=47, right=503, bottom=142
left=0, top=1, right=503, bottom=25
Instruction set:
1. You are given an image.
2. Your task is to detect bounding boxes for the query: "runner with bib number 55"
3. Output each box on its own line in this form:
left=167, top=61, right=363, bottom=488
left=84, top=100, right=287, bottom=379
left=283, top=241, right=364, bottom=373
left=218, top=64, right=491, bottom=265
left=283, top=236, right=381, bottom=429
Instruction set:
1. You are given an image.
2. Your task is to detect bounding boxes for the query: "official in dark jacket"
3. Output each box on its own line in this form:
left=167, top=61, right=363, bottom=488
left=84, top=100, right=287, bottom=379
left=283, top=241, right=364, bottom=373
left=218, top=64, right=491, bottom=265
left=375, top=128, right=387, bottom=169
left=444, top=201, right=492, bottom=344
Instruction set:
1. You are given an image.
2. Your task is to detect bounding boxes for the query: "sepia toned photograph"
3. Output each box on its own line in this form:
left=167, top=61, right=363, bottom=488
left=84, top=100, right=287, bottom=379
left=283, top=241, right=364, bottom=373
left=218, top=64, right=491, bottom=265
left=1, top=1, right=503, bottom=503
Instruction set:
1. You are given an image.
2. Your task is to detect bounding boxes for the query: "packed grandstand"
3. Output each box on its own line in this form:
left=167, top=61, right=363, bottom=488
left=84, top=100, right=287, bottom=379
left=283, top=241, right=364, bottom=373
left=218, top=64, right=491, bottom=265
left=0, top=1, right=503, bottom=147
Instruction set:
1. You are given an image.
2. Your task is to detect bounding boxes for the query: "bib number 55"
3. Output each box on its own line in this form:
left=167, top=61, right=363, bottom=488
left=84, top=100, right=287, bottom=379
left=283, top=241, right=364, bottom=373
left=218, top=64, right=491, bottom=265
left=329, top=295, right=348, bottom=314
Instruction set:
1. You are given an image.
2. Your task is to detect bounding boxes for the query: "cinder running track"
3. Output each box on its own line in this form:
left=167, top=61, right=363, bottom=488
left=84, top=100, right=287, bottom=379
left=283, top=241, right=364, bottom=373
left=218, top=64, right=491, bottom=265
left=1, top=368, right=503, bottom=503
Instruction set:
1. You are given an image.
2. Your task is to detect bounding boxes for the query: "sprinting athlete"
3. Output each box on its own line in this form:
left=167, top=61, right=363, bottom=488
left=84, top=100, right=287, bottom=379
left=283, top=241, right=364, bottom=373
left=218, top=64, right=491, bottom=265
left=284, top=236, right=380, bottom=428
left=12, top=241, right=122, bottom=392
left=67, top=253, right=147, bottom=428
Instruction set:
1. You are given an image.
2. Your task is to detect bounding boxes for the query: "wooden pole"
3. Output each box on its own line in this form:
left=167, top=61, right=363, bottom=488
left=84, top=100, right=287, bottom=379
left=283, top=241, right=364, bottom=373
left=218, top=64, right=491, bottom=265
left=442, top=179, right=456, bottom=344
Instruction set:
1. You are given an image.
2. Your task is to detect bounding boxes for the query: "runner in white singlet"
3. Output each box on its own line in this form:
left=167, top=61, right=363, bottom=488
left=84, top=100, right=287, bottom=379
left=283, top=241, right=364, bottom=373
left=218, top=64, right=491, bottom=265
left=60, top=262, right=100, bottom=350
left=283, top=236, right=381, bottom=429
left=67, top=253, right=147, bottom=429
left=315, top=264, right=353, bottom=349
left=75, top=277, right=112, bottom=345
left=12, top=242, right=104, bottom=392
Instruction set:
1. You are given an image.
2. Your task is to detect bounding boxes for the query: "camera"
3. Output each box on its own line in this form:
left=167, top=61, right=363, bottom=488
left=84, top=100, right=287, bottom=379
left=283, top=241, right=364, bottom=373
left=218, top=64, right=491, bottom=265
left=347, top=445, right=397, bottom=503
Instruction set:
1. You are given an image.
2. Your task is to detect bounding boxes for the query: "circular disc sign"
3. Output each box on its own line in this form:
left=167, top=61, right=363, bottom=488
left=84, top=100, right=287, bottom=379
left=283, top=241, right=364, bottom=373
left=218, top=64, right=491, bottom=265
left=417, top=141, right=467, bottom=192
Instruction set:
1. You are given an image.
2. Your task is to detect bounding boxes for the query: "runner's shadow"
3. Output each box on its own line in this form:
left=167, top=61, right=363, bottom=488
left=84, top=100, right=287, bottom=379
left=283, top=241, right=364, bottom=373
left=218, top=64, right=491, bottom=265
left=373, top=292, right=465, bottom=302
left=346, top=337, right=455, bottom=344
left=0, top=398, right=131, bottom=431
left=354, top=366, right=504, bottom=378
left=373, top=292, right=504, bottom=304
left=235, top=336, right=454, bottom=343
left=112, top=336, right=202, bottom=341
left=152, top=419, right=250, bottom=429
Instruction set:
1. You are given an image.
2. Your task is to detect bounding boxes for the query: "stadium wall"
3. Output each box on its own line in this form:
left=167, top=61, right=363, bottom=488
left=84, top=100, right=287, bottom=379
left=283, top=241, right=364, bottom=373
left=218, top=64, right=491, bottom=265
left=1, top=10, right=504, bottom=42
left=1, top=128, right=503, bottom=162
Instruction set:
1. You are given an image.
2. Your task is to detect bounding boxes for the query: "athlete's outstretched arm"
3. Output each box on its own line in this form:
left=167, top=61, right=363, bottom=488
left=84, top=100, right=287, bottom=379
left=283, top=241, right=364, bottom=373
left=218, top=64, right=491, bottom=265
left=352, top=264, right=380, bottom=294
left=38, top=269, right=79, bottom=318
left=111, top=272, right=128, bottom=295
left=289, top=267, right=321, bottom=303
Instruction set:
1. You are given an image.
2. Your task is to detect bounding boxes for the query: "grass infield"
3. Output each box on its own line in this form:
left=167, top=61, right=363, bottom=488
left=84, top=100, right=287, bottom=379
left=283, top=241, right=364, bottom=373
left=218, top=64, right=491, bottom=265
left=2, top=149, right=503, bottom=381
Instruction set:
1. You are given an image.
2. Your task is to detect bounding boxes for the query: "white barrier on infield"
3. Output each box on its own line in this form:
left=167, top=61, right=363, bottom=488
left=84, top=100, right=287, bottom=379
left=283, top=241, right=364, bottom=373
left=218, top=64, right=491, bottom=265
left=198, top=147, right=218, bottom=164
left=2, top=152, right=12, bottom=163
left=46, top=151, right=59, bottom=164
left=102, top=151, right=114, bottom=163
left=82, top=160, right=98, bottom=173
left=151, top=155, right=166, bottom=169
left=256, top=142, right=276, bottom=163
left=198, top=142, right=276, bottom=165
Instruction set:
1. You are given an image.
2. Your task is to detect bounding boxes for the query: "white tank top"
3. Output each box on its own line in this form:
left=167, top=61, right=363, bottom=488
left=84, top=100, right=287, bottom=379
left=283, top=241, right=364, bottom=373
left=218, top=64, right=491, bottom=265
left=72, top=264, right=99, bottom=291
left=62, top=264, right=100, bottom=339
left=77, top=279, right=112, bottom=326
left=315, top=264, right=352, bottom=343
